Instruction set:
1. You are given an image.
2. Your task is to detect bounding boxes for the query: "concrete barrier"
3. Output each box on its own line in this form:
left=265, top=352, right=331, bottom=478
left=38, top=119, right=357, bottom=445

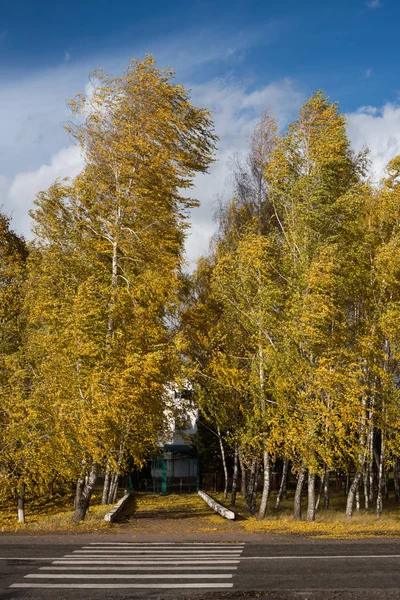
left=104, top=491, right=133, bottom=523
left=198, top=490, right=235, bottom=520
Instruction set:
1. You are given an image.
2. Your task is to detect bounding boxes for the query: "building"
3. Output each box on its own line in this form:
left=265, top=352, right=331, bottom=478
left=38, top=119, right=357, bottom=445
left=150, top=385, right=199, bottom=494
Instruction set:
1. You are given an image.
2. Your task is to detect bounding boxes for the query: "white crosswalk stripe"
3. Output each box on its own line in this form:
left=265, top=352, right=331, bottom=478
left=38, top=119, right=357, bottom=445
left=10, top=542, right=244, bottom=591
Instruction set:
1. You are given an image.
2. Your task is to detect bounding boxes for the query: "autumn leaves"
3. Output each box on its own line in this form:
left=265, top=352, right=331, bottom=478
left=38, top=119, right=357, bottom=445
left=0, top=57, right=217, bottom=522
left=183, top=93, right=400, bottom=521
left=1, top=58, right=400, bottom=526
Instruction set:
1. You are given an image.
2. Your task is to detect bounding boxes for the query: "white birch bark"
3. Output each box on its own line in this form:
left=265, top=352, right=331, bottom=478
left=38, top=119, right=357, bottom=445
left=306, top=472, right=316, bottom=522
left=17, top=483, right=25, bottom=524
left=293, top=468, right=305, bottom=521
left=231, top=442, right=239, bottom=506
left=217, top=425, right=228, bottom=499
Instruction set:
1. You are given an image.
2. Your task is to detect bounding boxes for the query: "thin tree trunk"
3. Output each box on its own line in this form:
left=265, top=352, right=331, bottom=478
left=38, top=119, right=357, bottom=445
left=239, top=450, right=246, bottom=497
left=102, top=463, right=111, bottom=505
left=293, top=468, right=305, bottom=521
left=217, top=425, right=228, bottom=499
left=323, top=465, right=330, bottom=509
left=231, top=442, right=239, bottom=506
left=111, top=475, right=119, bottom=503
left=74, top=476, right=85, bottom=510
left=306, top=472, right=316, bottom=522
left=252, top=459, right=260, bottom=513
left=345, top=471, right=362, bottom=518
left=106, top=239, right=119, bottom=342
left=377, top=433, right=385, bottom=518
left=394, top=456, right=400, bottom=502
left=275, top=459, right=289, bottom=510
left=17, top=483, right=25, bottom=524
left=384, top=465, right=389, bottom=501
left=107, top=472, right=118, bottom=504
left=72, top=463, right=99, bottom=523
left=257, top=450, right=270, bottom=519
left=368, top=409, right=374, bottom=506
left=355, top=481, right=360, bottom=512
left=363, top=468, right=369, bottom=510
left=246, top=457, right=257, bottom=513
left=315, top=473, right=324, bottom=512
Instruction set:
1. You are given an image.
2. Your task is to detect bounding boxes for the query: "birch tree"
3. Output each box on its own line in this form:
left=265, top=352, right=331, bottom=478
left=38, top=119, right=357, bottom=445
left=24, top=55, right=217, bottom=522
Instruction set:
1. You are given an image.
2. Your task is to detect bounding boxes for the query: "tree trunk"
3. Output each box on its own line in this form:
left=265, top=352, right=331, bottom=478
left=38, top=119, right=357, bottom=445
left=252, top=459, right=260, bottom=513
left=239, top=450, right=246, bottom=497
left=257, top=449, right=270, bottom=520
left=107, top=472, right=118, bottom=504
left=217, top=425, right=228, bottom=499
left=17, top=483, right=25, bottom=524
left=323, top=466, right=330, bottom=509
left=246, top=457, right=257, bottom=513
left=275, top=459, right=289, bottom=510
left=102, top=463, right=111, bottom=505
left=315, top=473, right=324, bottom=512
left=111, top=473, right=119, bottom=503
left=231, top=442, right=239, bottom=506
left=293, top=468, right=305, bottom=521
left=72, top=462, right=99, bottom=523
left=345, top=471, right=362, bottom=518
left=368, top=411, right=374, bottom=506
left=377, top=433, right=385, bottom=519
left=363, top=468, right=369, bottom=510
left=74, top=476, right=85, bottom=510
left=394, top=456, right=400, bottom=502
left=384, top=465, right=389, bottom=501
left=306, top=472, right=316, bottom=522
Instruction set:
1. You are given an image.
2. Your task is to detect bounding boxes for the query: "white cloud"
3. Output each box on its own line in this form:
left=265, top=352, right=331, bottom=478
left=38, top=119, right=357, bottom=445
left=0, top=26, right=274, bottom=243
left=346, top=103, right=400, bottom=180
left=0, top=61, right=304, bottom=258
left=366, top=0, right=382, bottom=8
left=4, top=35, right=400, bottom=266
left=184, top=77, right=304, bottom=266
left=4, top=146, right=83, bottom=236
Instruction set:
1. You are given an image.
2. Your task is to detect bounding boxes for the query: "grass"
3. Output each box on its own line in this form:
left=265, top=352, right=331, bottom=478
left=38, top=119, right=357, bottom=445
left=119, top=492, right=239, bottom=534
left=213, top=490, right=400, bottom=538
left=2, top=488, right=400, bottom=538
left=0, top=492, right=113, bottom=533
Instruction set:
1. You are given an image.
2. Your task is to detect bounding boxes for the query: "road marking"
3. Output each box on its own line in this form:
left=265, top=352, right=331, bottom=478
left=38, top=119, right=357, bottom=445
left=0, top=558, right=70, bottom=561
left=73, top=549, right=242, bottom=557
left=65, top=554, right=241, bottom=559
left=9, top=542, right=242, bottom=591
left=4, top=554, right=400, bottom=561
left=5, top=554, right=400, bottom=561
left=26, top=573, right=233, bottom=579
left=70, top=556, right=242, bottom=560
left=11, top=583, right=234, bottom=589
left=238, top=555, right=400, bottom=560
left=40, top=566, right=238, bottom=571
left=89, top=542, right=242, bottom=546
left=52, top=560, right=240, bottom=565
left=62, top=554, right=241, bottom=562
left=86, top=544, right=244, bottom=548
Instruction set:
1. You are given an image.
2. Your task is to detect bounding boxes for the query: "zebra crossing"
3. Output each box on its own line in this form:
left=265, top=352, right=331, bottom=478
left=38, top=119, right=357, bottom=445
left=10, top=542, right=244, bottom=590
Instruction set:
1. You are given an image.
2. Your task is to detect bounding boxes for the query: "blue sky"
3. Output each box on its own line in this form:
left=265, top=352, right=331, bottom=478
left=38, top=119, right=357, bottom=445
left=1, top=0, right=400, bottom=263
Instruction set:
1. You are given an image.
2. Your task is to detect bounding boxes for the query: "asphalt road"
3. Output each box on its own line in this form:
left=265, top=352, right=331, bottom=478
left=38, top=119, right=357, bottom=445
left=1, top=537, right=400, bottom=599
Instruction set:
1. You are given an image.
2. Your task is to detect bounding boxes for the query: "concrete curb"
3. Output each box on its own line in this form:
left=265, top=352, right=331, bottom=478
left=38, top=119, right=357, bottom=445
left=198, top=490, right=236, bottom=520
left=104, top=491, right=133, bottom=523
